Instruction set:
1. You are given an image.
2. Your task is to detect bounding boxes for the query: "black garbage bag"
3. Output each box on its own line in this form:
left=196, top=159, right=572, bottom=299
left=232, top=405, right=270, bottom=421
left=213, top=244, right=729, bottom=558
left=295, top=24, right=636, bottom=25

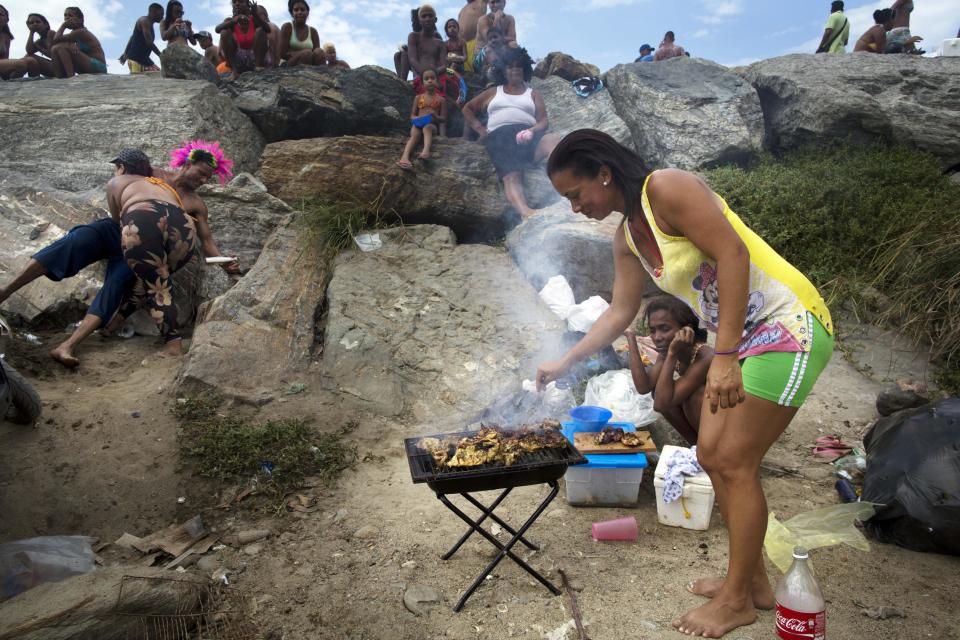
left=861, top=398, right=960, bottom=555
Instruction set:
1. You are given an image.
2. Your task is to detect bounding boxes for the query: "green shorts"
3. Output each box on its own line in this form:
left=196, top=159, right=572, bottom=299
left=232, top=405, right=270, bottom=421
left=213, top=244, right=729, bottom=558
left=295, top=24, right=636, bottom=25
left=740, top=314, right=833, bottom=408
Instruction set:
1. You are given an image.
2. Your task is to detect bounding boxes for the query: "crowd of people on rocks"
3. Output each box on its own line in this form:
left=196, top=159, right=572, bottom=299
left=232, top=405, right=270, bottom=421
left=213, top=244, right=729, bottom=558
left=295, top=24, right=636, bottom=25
left=0, top=0, right=351, bottom=81
left=825, top=0, right=925, bottom=54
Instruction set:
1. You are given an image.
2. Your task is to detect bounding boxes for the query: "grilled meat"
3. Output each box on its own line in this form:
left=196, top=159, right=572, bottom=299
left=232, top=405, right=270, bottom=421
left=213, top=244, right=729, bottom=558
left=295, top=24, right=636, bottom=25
left=594, top=427, right=625, bottom=445
left=620, top=432, right=642, bottom=447
left=431, top=422, right=571, bottom=469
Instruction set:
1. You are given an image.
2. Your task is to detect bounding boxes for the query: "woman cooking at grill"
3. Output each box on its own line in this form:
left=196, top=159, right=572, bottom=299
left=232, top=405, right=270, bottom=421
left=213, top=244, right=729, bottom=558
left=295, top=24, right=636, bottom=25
left=535, top=129, right=834, bottom=639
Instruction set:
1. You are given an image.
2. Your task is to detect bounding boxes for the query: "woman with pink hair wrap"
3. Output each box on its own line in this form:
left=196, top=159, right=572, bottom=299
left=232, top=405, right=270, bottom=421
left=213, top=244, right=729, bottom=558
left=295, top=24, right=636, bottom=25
left=113, top=140, right=234, bottom=355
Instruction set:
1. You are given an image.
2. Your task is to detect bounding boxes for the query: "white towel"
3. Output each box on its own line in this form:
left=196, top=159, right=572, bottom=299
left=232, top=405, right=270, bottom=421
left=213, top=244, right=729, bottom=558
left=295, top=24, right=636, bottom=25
left=662, top=446, right=702, bottom=503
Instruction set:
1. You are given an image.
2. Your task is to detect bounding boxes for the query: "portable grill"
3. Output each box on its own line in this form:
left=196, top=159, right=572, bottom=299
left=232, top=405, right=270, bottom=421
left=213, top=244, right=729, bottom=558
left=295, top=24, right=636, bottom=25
left=405, top=429, right=587, bottom=611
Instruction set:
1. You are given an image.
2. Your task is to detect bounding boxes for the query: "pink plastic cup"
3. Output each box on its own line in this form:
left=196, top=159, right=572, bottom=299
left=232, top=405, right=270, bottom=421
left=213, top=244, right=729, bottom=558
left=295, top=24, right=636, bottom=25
left=515, top=129, right=534, bottom=145
left=591, top=516, right=638, bottom=542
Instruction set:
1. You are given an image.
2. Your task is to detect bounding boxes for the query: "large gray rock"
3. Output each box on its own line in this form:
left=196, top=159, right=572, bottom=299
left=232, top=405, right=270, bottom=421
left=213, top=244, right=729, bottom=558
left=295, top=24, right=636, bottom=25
left=0, top=75, right=263, bottom=198
left=532, top=76, right=633, bottom=150
left=606, top=57, right=764, bottom=169
left=196, top=180, right=292, bottom=271
left=743, top=54, right=960, bottom=169
left=223, top=65, right=412, bottom=142
left=161, top=43, right=219, bottom=84
left=0, top=187, right=103, bottom=327
left=259, top=136, right=516, bottom=243
left=321, top=225, right=566, bottom=422
left=506, top=203, right=620, bottom=302
left=180, top=216, right=327, bottom=405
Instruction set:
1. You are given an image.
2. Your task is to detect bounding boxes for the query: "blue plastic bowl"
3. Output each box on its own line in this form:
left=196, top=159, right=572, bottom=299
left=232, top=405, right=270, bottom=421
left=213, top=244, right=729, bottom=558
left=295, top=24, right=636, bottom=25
left=569, top=405, right=613, bottom=432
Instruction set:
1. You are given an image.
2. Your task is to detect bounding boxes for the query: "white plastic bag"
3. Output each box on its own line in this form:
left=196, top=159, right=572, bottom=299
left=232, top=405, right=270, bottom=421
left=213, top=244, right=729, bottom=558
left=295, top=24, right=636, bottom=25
left=0, top=536, right=96, bottom=599
left=522, top=379, right=576, bottom=416
left=566, top=296, right=610, bottom=333
left=353, top=233, right=383, bottom=252
left=538, top=275, right=576, bottom=320
left=584, top=369, right=657, bottom=426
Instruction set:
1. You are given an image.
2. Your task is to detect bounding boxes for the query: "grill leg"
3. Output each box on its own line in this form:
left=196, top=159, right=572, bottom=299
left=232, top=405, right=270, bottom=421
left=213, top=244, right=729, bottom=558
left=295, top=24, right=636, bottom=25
left=438, top=488, right=538, bottom=560
left=439, top=481, right=562, bottom=612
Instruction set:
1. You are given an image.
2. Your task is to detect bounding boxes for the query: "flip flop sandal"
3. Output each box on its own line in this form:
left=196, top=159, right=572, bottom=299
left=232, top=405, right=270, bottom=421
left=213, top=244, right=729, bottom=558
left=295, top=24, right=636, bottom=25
left=811, top=435, right=853, bottom=462
left=396, top=160, right=414, bottom=171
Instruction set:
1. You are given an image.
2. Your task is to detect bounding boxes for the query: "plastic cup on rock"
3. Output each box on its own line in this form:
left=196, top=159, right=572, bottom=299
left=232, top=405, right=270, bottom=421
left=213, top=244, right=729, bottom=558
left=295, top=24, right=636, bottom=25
left=591, top=516, right=638, bottom=542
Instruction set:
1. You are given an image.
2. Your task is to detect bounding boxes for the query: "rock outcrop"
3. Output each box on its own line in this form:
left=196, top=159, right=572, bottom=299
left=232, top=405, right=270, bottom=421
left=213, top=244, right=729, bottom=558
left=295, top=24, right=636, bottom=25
left=533, top=52, right=600, bottom=82
left=506, top=204, right=620, bottom=302
left=197, top=179, right=292, bottom=271
left=322, top=225, right=566, bottom=422
left=160, top=43, right=219, bottom=84
left=180, top=216, right=327, bottom=405
left=223, top=66, right=412, bottom=142
left=0, top=188, right=103, bottom=327
left=606, top=57, right=764, bottom=169
left=0, top=75, right=263, bottom=198
left=533, top=76, right=633, bottom=150
left=743, top=54, right=960, bottom=169
left=259, top=136, right=517, bottom=243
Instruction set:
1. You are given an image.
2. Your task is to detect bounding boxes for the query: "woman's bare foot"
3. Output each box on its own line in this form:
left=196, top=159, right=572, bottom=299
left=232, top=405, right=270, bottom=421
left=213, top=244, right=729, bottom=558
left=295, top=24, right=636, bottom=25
left=49, top=345, right=80, bottom=369
left=417, top=150, right=431, bottom=160
left=672, top=596, right=757, bottom=638
left=687, top=577, right=775, bottom=610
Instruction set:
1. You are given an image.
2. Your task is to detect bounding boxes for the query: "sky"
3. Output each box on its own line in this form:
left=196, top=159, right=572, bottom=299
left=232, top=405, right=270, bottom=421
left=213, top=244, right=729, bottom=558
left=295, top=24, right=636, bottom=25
left=2, top=0, right=958, bottom=75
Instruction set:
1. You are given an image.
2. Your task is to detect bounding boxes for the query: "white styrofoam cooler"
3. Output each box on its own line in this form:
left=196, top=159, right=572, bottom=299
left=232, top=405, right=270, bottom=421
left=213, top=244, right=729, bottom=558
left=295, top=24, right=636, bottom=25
left=653, top=445, right=715, bottom=530
left=562, top=423, right=648, bottom=507
left=941, top=38, right=960, bottom=57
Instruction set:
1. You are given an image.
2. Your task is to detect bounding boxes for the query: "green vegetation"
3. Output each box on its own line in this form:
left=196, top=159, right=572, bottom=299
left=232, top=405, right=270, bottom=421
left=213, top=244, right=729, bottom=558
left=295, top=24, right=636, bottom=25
left=175, top=393, right=358, bottom=511
left=296, top=196, right=399, bottom=254
left=703, top=143, right=960, bottom=380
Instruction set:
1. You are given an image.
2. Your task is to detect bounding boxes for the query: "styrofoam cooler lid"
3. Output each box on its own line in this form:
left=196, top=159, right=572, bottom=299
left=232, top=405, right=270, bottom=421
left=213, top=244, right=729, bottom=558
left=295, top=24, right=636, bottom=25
left=653, top=444, right=713, bottom=487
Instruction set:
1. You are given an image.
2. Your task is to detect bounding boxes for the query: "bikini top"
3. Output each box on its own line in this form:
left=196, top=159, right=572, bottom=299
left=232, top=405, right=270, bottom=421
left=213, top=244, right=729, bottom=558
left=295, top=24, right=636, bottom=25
left=417, top=92, right=444, bottom=112
left=233, top=20, right=255, bottom=50
left=145, top=177, right=186, bottom=210
left=289, top=24, right=312, bottom=50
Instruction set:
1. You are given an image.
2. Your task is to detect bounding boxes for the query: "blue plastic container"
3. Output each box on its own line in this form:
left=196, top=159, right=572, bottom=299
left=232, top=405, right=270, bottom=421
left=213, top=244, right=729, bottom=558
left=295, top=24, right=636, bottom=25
left=562, top=422, right=648, bottom=506
left=568, top=405, right=613, bottom=432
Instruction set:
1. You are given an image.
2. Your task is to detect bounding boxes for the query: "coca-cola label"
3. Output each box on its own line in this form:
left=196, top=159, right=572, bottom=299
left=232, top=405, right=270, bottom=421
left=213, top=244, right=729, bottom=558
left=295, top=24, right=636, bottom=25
left=776, top=604, right=825, bottom=640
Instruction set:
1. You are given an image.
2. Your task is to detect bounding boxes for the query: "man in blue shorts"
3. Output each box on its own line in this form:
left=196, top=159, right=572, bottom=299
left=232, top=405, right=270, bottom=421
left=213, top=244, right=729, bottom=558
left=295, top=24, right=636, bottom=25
left=0, top=149, right=150, bottom=368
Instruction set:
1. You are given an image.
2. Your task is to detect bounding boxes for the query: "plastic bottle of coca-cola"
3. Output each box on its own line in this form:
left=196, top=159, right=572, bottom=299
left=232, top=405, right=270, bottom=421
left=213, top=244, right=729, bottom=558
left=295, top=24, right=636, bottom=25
left=775, top=546, right=826, bottom=640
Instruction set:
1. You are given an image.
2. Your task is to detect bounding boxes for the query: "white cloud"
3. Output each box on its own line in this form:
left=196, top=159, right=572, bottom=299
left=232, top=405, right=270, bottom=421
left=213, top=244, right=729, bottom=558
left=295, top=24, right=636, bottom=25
left=691, top=28, right=710, bottom=39
left=3, top=0, right=124, bottom=56
left=564, top=0, right=650, bottom=10
left=698, top=0, right=743, bottom=25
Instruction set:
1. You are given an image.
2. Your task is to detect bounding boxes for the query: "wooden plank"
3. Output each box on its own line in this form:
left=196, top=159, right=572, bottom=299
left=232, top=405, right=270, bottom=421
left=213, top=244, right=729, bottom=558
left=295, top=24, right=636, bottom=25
left=574, top=430, right=656, bottom=454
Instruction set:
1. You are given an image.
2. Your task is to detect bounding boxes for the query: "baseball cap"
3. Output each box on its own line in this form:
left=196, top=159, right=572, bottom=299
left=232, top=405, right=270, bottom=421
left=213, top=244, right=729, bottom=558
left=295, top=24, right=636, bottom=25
left=196, top=30, right=212, bottom=39
left=639, top=43, right=653, bottom=53
left=110, top=148, right=152, bottom=176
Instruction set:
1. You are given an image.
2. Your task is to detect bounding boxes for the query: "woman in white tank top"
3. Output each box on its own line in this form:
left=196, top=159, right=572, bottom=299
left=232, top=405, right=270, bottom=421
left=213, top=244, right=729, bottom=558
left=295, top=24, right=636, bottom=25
left=462, top=47, right=562, bottom=219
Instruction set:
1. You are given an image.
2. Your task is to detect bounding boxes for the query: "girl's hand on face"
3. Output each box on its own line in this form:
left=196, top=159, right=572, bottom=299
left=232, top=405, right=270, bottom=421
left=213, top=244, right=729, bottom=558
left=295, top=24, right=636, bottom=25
left=667, top=326, right=694, bottom=358
left=705, top=355, right=746, bottom=413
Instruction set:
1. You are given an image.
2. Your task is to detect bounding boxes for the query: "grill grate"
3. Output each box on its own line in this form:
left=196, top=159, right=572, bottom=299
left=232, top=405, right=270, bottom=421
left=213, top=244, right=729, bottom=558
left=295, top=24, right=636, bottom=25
left=405, top=430, right=586, bottom=492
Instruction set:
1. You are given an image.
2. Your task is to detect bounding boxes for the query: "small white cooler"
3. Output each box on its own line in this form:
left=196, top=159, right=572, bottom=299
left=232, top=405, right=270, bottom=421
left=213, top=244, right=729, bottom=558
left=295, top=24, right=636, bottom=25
left=653, top=445, right=715, bottom=530
left=941, top=38, right=960, bottom=57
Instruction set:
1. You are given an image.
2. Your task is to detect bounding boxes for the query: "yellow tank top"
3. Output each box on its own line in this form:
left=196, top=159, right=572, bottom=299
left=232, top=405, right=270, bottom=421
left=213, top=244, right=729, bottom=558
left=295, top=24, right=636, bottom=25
left=623, top=173, right=833, bottom=358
